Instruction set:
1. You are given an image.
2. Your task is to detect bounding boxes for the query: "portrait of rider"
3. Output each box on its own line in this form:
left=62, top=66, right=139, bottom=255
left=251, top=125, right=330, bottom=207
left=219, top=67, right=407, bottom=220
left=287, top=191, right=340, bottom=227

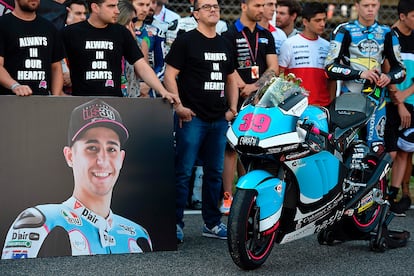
left=1, top=99, right=152, bottom=259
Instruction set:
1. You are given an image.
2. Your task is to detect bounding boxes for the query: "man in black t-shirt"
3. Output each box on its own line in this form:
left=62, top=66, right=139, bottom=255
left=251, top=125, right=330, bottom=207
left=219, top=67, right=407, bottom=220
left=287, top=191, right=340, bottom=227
left=62, top=0, right=178, bottom=102
left=164, top=0, right=238, bottom=243
left=0, top=0, right=64, bottom=96
left=220, top=0, right=279, bottom=214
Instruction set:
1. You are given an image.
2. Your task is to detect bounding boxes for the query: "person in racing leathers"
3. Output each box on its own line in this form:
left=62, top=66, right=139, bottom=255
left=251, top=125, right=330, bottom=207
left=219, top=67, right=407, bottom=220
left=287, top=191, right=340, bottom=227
left=324, top=0, right=405, bottom=150
left=1, top=99, right=152, bottom=259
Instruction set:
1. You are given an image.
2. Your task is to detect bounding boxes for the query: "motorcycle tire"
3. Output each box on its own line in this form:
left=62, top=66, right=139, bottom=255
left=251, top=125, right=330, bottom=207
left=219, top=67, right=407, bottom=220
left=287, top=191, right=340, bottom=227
left=350, top=158, right=387, bottom=232
left=227, top=189, right=276, bottom=270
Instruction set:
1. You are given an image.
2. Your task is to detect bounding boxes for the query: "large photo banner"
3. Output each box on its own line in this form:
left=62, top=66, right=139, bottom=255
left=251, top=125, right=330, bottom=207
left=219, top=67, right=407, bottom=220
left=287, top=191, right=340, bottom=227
left=0, top=0, right=13, bottom=16
left=0, top=96, right=176, bottom=259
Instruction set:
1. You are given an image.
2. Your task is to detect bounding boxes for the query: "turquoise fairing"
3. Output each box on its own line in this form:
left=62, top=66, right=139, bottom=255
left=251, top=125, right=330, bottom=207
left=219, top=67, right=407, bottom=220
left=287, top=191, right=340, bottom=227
left=285, top=151, right=339, bottom=201
left=232, top=105, right=298, bottom=140
left=299, top=105, right=329, bottom=133
left=236, top=170, right=286, bottom=220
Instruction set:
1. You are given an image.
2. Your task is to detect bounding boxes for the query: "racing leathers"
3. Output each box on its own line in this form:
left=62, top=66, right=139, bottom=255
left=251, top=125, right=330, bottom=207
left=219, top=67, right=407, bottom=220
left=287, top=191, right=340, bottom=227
left=325, top=20, right=405, bottom=94
left=324, top=20, right=405, bottom=150
left=2, top=197, right=152, bottom=259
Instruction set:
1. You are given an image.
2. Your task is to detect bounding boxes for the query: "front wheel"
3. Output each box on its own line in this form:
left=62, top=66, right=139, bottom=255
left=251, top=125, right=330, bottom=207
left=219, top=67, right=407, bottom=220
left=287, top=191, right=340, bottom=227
left=227, top=189, right=276, bottom=270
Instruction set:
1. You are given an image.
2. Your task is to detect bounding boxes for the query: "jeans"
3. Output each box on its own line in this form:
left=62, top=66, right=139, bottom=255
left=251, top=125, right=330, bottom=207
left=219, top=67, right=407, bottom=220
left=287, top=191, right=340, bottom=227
left=175, top=115, right=228, bottom=229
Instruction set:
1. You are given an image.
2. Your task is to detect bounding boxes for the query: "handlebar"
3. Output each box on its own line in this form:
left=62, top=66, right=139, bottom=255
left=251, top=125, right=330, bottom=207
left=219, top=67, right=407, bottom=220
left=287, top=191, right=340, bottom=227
left=298, top=121, right=333, bottom=141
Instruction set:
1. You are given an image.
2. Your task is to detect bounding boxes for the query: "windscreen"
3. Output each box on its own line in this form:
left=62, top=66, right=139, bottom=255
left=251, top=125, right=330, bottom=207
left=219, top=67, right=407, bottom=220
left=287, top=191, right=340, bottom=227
left=249, top=76, right=308, bottom=108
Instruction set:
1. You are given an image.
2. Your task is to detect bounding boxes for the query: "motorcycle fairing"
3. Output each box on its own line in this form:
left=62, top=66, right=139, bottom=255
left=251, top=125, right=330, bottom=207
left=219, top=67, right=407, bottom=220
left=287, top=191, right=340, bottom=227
left=299, top=105, right=329, bottom=133
left=284, top=151, right=340, bottom=204
left=227, top=104, right=304, bottom=149
left=236, top=170, right=286, bottom=232
left=280, top=193, right=344, bottom=244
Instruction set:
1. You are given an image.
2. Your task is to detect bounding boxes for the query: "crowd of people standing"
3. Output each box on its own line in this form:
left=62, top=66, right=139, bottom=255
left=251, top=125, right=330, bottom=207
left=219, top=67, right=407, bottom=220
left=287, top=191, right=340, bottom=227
left=0, top=0, right=413, bottom=245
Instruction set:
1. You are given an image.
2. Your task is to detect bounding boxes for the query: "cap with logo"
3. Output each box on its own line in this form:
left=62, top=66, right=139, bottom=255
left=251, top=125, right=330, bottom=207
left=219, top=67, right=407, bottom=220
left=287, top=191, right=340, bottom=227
left=68, top=98, right=129, bottom=146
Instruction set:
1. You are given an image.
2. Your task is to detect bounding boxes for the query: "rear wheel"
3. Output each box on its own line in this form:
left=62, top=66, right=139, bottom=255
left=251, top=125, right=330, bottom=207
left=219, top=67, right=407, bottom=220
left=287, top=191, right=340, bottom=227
left=227, top=189, right=277, bottom=270
left=351, top=157, right=387, bottom=232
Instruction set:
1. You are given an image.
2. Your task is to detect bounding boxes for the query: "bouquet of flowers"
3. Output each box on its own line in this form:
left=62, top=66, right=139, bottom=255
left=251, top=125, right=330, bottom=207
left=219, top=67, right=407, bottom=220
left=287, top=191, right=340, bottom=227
left=255, top=73, right=309, bottom=107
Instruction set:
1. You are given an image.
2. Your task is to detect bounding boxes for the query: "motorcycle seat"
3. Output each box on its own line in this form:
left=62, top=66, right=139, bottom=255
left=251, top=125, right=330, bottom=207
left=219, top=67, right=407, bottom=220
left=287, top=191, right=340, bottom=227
left=328, top=93, right=376, bottom=131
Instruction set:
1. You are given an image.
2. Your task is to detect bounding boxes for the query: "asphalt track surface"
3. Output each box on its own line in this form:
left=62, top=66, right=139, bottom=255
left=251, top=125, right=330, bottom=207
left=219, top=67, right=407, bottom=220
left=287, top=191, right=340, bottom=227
left=1, top=208, right=413, bottom=275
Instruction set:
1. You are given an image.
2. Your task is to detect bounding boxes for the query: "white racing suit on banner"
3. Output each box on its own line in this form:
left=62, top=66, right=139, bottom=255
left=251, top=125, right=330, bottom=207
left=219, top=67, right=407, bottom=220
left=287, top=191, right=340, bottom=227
left=325, top=20, right=405, bottom=150
left=2, top=197, right=152, bottom=259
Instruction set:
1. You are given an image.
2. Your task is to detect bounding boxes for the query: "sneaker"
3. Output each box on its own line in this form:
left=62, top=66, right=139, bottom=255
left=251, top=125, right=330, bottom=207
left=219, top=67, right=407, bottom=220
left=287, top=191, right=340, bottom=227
left=219, top=192, right=233, bottom=215
left=390, top=200, right=406, bottom=216
left=191, top=200, right=202, bottom=210
left=176, top=224, right=184, bottom=243
left=399, top=196, right=412, bottom=212
left=202, top=222, right=227, bottom=240
left=393, top=212, right=407, bottom=217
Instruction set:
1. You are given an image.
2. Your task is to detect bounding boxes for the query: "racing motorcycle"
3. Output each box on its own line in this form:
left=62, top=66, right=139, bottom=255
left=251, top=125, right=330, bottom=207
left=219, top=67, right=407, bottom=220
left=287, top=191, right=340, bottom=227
left=226, top=75, right=398, bottom=270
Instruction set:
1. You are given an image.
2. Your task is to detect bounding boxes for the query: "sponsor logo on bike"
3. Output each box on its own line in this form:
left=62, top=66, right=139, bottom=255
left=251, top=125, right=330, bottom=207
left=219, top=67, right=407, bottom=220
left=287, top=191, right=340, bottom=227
left=238, top=136, right=259, bottom=147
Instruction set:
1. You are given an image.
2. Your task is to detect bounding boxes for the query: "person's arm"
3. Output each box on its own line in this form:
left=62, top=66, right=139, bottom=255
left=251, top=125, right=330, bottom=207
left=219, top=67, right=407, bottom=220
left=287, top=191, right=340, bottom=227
left=384, top=29, right=406, bottom=85
left=225, top=72, right=239, bottom=121
left=51, top=60, right=64, bottom=96
left=138, top=40, right=150, bottom=98
left=133, top=58, right=179, bottom=104
left=163, top=64, right=195, bottom=127
left=240, top=54, right=279, bottom=98
left=0, top=56, right=33, bottom=96
left=240, top=68, right=278, bottom=98
left=325, top=26, right=363, bottom=81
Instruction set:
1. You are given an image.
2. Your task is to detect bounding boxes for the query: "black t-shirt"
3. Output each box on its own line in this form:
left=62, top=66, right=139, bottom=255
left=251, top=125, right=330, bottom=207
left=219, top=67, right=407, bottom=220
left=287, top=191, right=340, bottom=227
left=0, top=13, right=64, bottom=95
left=223, top=19, right=276, bottom=84
left=62, top=21, right=143, bottom=97
left=166, top=29, right=235, bottom=122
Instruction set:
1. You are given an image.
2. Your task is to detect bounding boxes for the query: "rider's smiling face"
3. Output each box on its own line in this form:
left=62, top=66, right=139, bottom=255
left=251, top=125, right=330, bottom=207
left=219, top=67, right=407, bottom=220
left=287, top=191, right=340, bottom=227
left=64, top=127, right=125, bottom=199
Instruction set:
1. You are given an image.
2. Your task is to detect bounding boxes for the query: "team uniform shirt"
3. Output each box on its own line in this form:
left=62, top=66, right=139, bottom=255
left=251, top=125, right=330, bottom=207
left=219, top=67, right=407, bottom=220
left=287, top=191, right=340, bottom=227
left=287, top=28, right=300, bottom=38
left=384, top=28, right=414, bottom=152
left=2, top=197, right=152, bottom=259
left=325, top=20, right=405, bottom=94
left=279, top=33, right=330, bottom=106
left=0, top=13, right=64, bottom=95
left=154, top=5, right=180, bottom=24
left=62, top=21, right=144, bottom=97
left=165, top=29, right=235, bottom=122
left=144, top=16, right=171, bottom=83
left=223, top=19, right=276, bottom=85
left=153, top=5, right=180, bottom=50
left=268, top=24, right=287, bottom=56
left=174, top=16, right=228, bottom=36
left=393, top=28, right=414, bottom=105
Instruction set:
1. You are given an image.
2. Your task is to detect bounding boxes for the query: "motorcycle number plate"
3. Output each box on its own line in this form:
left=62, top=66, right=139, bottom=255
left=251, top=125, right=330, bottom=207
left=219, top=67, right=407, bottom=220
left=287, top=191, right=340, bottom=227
left=238, top=136, right=259, bottom=146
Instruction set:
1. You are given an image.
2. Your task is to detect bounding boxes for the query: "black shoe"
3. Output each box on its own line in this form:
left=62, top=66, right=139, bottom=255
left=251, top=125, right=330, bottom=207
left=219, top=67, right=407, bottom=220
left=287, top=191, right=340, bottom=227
left=390, top=200, right=406, bottom=216
left=399, top=196, right=412, bottom=212
left=191, top=200, right=202, bottom=210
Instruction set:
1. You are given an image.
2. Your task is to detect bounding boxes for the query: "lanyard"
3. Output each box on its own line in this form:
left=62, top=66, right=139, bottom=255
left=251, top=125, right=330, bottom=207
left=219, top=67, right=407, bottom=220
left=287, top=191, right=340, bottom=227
left=241, top=31, right=259, bottom=65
